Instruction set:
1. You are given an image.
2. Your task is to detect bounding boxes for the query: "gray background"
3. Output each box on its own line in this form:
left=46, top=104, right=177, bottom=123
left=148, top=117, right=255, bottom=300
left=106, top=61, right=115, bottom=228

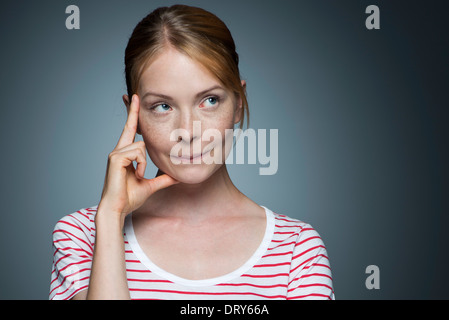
left=1, top=0, right=448, bottom=299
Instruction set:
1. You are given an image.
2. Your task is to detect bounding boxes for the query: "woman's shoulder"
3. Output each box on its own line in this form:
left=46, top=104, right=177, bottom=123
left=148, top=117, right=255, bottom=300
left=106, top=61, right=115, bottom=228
left=53, top=205, right=98, bottom=238
left=267, top=208, right=312, bottom=231
left=265, top=208, right=326, bottom=246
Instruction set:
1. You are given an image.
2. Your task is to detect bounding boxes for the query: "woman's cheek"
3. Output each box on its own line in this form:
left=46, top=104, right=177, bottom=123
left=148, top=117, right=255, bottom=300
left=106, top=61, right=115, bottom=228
left=140, top=120, right=173, bottom=156
left=202, top=102, right=236, bottom=129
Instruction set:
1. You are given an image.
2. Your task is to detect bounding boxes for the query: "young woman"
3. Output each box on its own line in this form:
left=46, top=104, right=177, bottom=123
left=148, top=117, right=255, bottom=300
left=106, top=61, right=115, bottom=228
left=50, top=4, right=334, bottom=300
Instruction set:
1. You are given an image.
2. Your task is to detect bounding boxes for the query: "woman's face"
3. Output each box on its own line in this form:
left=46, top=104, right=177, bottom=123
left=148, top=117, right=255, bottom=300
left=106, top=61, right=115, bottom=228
left=131, top=46, right=243, bottom=184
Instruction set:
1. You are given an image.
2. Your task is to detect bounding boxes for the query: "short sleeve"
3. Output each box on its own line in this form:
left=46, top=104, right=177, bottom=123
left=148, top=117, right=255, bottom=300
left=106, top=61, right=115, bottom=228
left=287, top=224, right=334, bottom=300
left=49, top=207, right=97, bottom=300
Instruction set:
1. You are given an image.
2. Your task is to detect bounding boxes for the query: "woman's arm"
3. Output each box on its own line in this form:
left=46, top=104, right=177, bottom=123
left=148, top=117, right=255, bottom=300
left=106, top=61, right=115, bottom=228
left=82, top=204, right=130, bottom=300
left=71, top=95, right=177, bottom=300
left=287, top=225, right=334, bottom=300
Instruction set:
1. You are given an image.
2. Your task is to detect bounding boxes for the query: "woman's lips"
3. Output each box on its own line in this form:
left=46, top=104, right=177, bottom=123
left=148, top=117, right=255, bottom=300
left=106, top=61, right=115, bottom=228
left=172, top=148, right=212, bottom=162
left=180, top=153, right=202, bottom=160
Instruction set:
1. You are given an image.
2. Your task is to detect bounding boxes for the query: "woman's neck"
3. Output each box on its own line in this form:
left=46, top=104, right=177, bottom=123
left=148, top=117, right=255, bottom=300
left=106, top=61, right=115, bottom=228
left=136, top=165, right=246, bottom=223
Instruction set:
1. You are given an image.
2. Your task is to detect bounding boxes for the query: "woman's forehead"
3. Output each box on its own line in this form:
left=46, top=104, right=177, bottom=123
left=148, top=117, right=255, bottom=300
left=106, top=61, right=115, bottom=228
left=138, top=47, right=223, bottom=99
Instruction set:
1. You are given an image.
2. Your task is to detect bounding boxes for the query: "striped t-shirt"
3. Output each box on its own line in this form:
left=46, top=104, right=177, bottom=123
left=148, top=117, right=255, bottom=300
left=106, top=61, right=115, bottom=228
left=50, top=205, right=334, bottom=300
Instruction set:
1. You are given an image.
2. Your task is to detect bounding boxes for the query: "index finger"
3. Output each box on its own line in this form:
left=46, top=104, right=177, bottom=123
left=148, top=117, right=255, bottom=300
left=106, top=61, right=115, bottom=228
left=116, top=94, right=140, bottom=149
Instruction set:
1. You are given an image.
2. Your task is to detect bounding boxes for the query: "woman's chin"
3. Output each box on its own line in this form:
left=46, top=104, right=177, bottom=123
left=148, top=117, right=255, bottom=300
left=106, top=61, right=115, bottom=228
left=164, top=163, right=221, bottom=185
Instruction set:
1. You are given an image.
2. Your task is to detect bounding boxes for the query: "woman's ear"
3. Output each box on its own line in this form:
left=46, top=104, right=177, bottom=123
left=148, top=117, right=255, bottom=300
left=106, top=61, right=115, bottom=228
left=122, top=94, right=142, bottom=135
left=234, top=80, right=246, bottom=125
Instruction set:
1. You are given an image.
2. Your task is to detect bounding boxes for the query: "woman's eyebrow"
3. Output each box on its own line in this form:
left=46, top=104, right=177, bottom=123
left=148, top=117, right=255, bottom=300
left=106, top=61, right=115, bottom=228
left=141, top=85, right=224, bottom=101
left=141, top=91, right=172, bottom=101
left=193, top=85, right=224, bottom=99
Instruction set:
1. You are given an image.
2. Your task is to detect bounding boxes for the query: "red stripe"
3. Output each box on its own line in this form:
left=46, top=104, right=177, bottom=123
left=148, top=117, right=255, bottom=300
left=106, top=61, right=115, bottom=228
left=50, top=273, right=90, bottom=297
left=262, top=250, right=293, bottom=258
left=128, top=288, right=286, bottom=299
left=126, top=269, right=151, bottom=273
left=303, top=263, right=331, bottom=271
left=292, top=245, right=326, bottom=260
left=267, top=240, right=296, bottom=250
left=54, top=259, right=91, bottom=277
left=287, top=283, right=333, bottom=292
left=275, top=216, right=302, bottom=224
left=274, top=231, right=297, bottom=235
left=54, top=253, right=72, bottom=266
left=295, top=236, right=321, bottom=247
left=288, top=272, right=333, bottom=288
left=57, top=220, right=84, bottom=233
left=272, top=233, right=300, bottom=242
left=50, top=270, right=90, bottom=297
left=53, top=238, right=73, bottom=244
left=275, top=224, right=303, bottom=229
left=50, top=267, right=90, bottom=287
left=67, top=214, right=92, bottom=233
left=53, top=284, right=89, bottom=300
left=253, top=262, right=291, bottom=268
left=54, top=259, right=91, bottom=280
left=217, top=282, right=288, bottom=289
left=68, top=284, right=89, bottom=299
left=53, top=246, right=93, bottom=257
left=127, top=278, right=172, bottom=283
left=74, top=210, right=91, bottom=220
left=53, top=229, right=93, bottom=251
left=300, top=273, right=333, bottom=280
left=290, top=254, right=329, bottom=274
left=287, top=293, right=332, bottom=300
left=241, top=273, right=289, bottom=278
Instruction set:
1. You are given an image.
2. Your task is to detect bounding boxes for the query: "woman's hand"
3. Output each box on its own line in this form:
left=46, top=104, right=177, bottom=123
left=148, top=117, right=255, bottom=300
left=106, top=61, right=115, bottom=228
left=99, top=94, right=178, bottom=220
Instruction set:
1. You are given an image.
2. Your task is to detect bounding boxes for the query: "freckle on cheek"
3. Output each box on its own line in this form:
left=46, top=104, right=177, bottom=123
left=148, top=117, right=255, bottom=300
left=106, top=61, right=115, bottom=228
left=143, top=126, right=172, bottom=148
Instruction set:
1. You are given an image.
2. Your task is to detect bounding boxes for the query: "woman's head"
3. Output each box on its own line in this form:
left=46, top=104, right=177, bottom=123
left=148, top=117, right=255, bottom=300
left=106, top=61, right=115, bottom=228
left=123, top=5, right=248, bottom=184
left=124, top=4, right=248, bottom=129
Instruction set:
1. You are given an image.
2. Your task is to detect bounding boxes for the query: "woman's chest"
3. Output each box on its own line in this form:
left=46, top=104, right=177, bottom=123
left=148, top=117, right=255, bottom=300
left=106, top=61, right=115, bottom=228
left=133, top=216, right=266, bottom=280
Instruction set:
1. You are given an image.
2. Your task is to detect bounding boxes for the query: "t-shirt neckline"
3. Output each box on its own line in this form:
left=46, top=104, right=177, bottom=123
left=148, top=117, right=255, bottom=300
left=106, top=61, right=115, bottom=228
left=124, top=206, right=274, bottom=287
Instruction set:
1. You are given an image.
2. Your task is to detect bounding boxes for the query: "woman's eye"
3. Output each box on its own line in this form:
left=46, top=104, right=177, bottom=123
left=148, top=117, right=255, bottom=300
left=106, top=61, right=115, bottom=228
left=152, top=103, right=172, bottom=113
left=201, top=96, right=219, bottom=108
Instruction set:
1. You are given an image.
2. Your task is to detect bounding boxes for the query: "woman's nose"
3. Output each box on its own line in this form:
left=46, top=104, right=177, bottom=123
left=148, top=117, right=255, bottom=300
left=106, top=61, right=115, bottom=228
left=176, top=111, right=201, bottom=144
